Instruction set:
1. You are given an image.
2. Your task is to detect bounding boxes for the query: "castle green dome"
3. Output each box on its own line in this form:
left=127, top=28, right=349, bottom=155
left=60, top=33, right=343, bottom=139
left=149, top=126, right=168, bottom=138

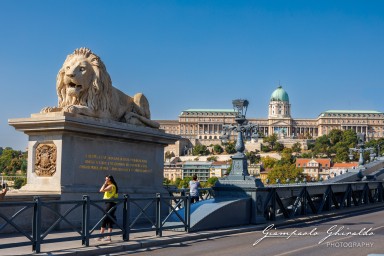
left=270, top=86, right=289, bottom=102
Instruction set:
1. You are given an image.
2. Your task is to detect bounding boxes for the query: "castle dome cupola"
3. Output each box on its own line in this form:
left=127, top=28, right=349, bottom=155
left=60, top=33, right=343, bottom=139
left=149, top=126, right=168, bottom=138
left=270, top=86, right=289, bottom=102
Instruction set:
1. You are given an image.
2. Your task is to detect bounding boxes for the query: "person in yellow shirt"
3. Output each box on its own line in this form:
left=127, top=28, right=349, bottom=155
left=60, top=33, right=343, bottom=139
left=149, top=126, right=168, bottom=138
left=0, top=182, right=8, bottom=201
left=97, top=175, right=119, bottom=242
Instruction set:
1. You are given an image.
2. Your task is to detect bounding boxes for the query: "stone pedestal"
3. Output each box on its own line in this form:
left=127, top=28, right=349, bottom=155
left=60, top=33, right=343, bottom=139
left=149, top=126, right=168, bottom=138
left=9, top=112, right=180, bottom=198
left=214, top=176, right=266, bottom=225
left=212, top=152, right=265, bottom=225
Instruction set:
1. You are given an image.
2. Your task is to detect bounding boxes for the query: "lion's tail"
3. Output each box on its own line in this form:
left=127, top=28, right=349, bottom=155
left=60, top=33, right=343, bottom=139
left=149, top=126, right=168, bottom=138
left=133, top=93, right=151, bottom=119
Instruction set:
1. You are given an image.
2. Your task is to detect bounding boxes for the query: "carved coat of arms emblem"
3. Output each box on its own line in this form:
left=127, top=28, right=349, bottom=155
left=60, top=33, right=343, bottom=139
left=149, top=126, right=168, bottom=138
left=35, top=143, right=57, bottom=176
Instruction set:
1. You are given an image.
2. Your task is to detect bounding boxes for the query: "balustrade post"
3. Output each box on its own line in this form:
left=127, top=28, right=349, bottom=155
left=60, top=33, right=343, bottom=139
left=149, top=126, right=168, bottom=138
left=32, top=196, right=41, bottom=253
left=82, top=195, right=90, bottom=246
left=155, top=193, right=162, bottom=237
left=378, top=183, right=383, bottom=202
left=184, top=194, right=190, bottom=232
left=270, top=188, right=276, bottom=220
left=123, top=194, right=129, bottom=241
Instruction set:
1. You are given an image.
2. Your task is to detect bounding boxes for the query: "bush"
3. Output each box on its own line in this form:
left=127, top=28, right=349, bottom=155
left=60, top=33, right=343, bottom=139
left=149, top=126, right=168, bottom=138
left=13, top=177, right=26, bottom=189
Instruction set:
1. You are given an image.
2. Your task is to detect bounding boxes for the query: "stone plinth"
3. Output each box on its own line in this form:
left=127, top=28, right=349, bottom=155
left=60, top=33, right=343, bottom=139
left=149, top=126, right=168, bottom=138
left=9, top=112, right=180, bottom=198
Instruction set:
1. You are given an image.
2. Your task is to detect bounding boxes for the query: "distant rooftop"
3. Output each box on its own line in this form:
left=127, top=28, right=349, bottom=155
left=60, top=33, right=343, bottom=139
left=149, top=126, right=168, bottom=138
left=323, top=110, right=382, bottom=114
left=319, top=110, right=383, bottom=117
left=183, top=161, right=213, bottom=166
left=180, top=109, right=236, bottom=116
left=183, top=109, right=235, bottom=112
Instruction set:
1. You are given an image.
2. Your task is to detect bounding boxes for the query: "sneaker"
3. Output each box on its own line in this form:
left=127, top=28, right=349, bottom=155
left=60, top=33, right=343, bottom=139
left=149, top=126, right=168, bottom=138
left=94, top=237, right=103, bottom=242
left=102, top=236, right=111, bottom=242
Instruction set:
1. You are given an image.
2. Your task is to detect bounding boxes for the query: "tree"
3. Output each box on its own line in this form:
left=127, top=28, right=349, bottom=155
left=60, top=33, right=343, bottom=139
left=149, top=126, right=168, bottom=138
left=224, top=141, right=236, bottom=154
left=207, top=156, right=218, bottom=162
left=299, top=152, right=313, bottom=158
left=10, top=158, right=22, bottom=174
left=0, top=148, right=18, bottom=175
left=192, top=144, right=209, bottom=156
left=280, top=148, right=293, bottom=165
left=312, top=135, right=330, bottom=157
left=261, top=156, right=277, bottom=169
left=213, top=144, right=224, bottom=154
left=205, top=177, right=218, bottom=187
left=267, top=164, right=304, bottom=184
left=291, top=142, right=302, bottom=154
left=14, top=177, right=26, bottom=189
left=328, top=129, right=343, bottom=145
left=20, top=159, right=27, bottom=173
left=226, top=162, right=232, bottom=175
left=275, top=142, right=284, bottom=152
left=246, top=151, right=260, bottom=164
left=174, top=177, right=182, bottom=188
left=342, top=129, right=358, bottom=147
left=333, top=146, right=350, bottom=162
left=263, top=133, right=278, bottom=150
left=164, top=151, right=175, bottom=162
left=178, top=177, right=192, bottom=189
left=260, top=144, right=271, bottom=152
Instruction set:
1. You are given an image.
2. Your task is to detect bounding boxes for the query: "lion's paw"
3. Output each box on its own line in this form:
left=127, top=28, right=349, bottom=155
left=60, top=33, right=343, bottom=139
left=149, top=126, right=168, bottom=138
left=63, top=105, right=78, bottom=114
left=40, top=107, right=62, bottom=113
left=40, top=107, right=52, bottom=113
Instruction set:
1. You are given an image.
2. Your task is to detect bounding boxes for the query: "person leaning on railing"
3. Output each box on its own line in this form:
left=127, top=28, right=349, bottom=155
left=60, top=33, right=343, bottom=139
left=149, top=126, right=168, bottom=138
left=189, top=175, right=201, bottom=203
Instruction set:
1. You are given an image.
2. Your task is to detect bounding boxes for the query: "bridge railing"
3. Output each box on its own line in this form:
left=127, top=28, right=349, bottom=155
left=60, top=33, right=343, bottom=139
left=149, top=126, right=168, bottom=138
left=2, top=182, right=382, bottom=253
left=165, top=187, right=215, bottom=207
left=0, top=193, right=190, bottom=253
left=259, top=181, right=384, bottom=221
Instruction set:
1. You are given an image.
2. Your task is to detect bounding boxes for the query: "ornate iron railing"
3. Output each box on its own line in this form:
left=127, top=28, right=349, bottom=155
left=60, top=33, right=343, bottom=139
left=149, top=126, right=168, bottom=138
left=259, top=181, right=384, bottom=221
left=1, top=182, right=383, bottom=253
left=0, top=193, right=190, bottom=253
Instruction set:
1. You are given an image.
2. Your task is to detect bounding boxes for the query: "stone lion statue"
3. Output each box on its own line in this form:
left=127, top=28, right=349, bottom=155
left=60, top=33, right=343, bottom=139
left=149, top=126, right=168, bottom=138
left=41, top=48, right=159, bottom=128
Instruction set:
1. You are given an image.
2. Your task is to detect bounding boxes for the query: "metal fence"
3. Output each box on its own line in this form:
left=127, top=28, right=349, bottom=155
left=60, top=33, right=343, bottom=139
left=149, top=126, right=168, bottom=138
left=259, top=181, right=384, bottom=221
left=0, top=193, right=191, bottom=253
left=166, top=187, right=215, bottom=203
left=2, top=182, right=382, bottom=253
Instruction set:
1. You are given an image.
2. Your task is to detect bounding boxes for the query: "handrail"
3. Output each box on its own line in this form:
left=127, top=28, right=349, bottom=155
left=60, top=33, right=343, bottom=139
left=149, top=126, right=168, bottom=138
left=0, top=193, right=191, bottom=253
left=1, top=182, right=382, bottom=253
left=259, top=181, right=384, bottom=221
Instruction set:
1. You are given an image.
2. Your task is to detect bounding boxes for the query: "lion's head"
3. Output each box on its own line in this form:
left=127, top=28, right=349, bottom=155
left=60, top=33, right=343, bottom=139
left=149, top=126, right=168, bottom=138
left=57, top=48, right=111, bottom=111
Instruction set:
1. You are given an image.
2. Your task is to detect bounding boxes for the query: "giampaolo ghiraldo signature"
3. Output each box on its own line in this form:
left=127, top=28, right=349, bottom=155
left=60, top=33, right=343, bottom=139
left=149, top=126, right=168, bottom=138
left=253, top=224, right=374, bottom=246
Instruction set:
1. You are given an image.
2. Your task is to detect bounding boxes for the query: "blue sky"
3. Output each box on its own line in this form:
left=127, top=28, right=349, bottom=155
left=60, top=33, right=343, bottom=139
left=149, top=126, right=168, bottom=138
left=1, top=1, right=384, bottom=150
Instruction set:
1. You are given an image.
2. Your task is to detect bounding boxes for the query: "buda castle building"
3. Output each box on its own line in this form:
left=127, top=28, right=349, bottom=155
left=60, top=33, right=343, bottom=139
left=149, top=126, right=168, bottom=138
left=156, top=86, right=384, bottom=153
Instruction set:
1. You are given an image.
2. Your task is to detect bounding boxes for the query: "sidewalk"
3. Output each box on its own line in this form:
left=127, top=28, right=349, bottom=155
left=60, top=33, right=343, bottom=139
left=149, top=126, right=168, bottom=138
left=0, top=224, right=267, bottom=256
left=1, top=204, right=383, bottom=256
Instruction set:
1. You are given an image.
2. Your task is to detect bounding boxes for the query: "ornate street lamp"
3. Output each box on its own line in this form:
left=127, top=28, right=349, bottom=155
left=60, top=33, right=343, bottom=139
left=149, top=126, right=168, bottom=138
left=219, top=99, right=259, bottom=178
left=349, top=133, right=374, bottom=166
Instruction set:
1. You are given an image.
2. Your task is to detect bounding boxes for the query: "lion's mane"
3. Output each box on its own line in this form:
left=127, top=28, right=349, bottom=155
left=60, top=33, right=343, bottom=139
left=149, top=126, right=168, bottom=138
left=56, top=48, right=111, bottom=113
left=42, top=48, right=158, bottom=128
